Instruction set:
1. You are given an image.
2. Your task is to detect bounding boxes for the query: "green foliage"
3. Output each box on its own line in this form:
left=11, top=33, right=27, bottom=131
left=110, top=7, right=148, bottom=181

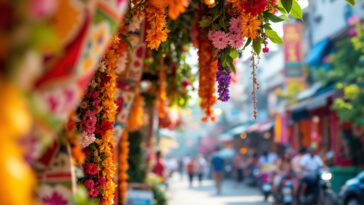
left=320, top=21, right=364, bottom=128
left=128, top=131, right=147, bottom=183
left=346, top=0, right=356, bottom=6
left=266, top=29, right=283, bottom=44
left=151, top=184, right=168, bottom=205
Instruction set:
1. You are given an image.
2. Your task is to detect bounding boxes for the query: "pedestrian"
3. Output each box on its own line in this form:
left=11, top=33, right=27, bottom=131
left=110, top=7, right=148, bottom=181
left=177, top=157, right=184, bottom=180
left=233, top=153, right=245, bottom=185
left=152, top=151, right=166, bottom=185
left=292, top=147, right=306, bottom=179
left=211, top=147, right=225, bottom=195
left=187, top=158, right=195, bottom=187
left=195, top=155, right=207, bottom=186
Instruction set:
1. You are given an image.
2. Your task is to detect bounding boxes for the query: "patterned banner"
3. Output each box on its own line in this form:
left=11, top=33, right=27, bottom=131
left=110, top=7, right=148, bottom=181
left=114, top=35, right=146, bottom=142
left=33, top=0, right=128, bottom=136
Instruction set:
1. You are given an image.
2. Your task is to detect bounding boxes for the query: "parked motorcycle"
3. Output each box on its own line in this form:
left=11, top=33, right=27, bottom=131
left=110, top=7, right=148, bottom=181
left=298, top=170, right=337, bottom=205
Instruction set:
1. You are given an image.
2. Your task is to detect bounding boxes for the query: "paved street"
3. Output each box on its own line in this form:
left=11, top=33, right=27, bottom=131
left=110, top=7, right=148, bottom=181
left=169, top=176, right=271, bottom=205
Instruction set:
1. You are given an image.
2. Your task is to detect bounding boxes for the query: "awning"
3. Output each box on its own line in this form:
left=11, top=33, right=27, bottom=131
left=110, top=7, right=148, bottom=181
left=288, top=87, right=336, bottom=112
left=228, top=124, right=248, bottom=136
left=305, top=38, right=330, bottom=67
left=247, top=120, right=273, bottom=133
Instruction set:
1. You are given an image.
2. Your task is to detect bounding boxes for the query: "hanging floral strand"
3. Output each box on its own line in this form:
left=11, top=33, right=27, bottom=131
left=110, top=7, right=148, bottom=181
left=78, top=35, right=122, bottom=205
left=157, top=66, right=168, bottom=118
left=119, top=131, right=129, bottom=204
left=198, top=29, right=218, bottom=122
left=145, top=3, right=170, bottom=50
left=250, top=51, right=260, bottom=119
left=216, top=58, right=232, bottom=102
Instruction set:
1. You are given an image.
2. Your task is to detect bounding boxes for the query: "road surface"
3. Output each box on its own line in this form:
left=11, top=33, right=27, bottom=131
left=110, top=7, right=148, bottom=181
left=169, top=176, right=271, bottom=205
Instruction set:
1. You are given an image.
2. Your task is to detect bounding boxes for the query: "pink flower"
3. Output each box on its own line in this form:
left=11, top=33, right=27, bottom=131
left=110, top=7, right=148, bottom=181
left=228, top=33, right=244, bottom=49
left=348, top=27, right=357, bottom=37
left=263, top=47, right=270, bottom=53
left=82, top=120, right=96, bottom=134
left=89, top=188, right=99, bottom=198
left=81, top=132, right=96, bottom=148
left=29, top=0, right=58, bottom=19
left=348, top=16, right=360, bottom=25
left=208, top=30, right=229, bottom=50
left=84, top=179, right=95, bottom=189
left=42, top=191, right=68, bottom=205
left=91, top=98, right=101, bottom=107
left=84, top=163, right=98, bottom=175
left=229, top=17, right=242, bottom=34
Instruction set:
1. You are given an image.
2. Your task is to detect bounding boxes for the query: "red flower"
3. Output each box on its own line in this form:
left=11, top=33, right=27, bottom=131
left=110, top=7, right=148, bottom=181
left=96, top=121, right=114, bottom=136
left=84, top=179, right=95, bottom=189
left=89, top=188, right=99, bottom=198
left=97, top=177, right=106, bottom=188
left=84, top=163, right=98, bottom=175
left=241, top=0, right=268, bottom=16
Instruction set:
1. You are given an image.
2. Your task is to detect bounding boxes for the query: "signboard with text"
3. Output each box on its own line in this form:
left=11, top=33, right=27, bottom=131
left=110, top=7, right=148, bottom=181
left=283, top=24, right=304, bottom=78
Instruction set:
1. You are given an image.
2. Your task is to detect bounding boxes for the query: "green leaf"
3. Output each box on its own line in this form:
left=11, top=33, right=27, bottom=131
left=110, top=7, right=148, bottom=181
left=279, top=15, right=290, bottom=21
left=346, top=0, right=355, bottom=6
left=291, top=0, right=303, bottom=20
left=263, top=23, right=273, bottom=30
left=265, top=12, right=285, bottom=23
left=229, top=49, right=239, bottom=59
left=199, top=18, right=212, bottom=28
left=280, top=0, right=293, bottom=13
left=227, top=57, right=236, bottom=73
left=276, top=3, right=288, bottom=14
left=266, top=29, right=283, bottom=44
left=253, top=38, right=262, bottom=55
left=243, top=38, right=252, bottom=50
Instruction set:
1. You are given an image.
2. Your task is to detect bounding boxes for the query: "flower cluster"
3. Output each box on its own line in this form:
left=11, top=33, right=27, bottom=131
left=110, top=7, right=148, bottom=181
left=145, top=4, right=170, bottom=50
left=198, top=30, right=218, bottom=122
left=157, top=66, right=168, bottom=118
left=119, top=131, right=129, bottom=204
left=241, top=14, right=261, bottom=39
left=77, top=35, right=124, bottom=205
left=241, top=0, right=268, bottom=17
left=127, top=94, right=145, bottom=132
left=216, top=59, right=232, bottom=102
left=208, top=17, right=244, bottom=50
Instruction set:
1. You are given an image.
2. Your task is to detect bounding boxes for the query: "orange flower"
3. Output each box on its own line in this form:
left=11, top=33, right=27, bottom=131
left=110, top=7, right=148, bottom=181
left=119, top=131, right=129, bottom=204
left=145, top=4, right=170, bottom=50
left=197, top=29, right=218, bottom=122
left=241, top=14, right=261, bottom=39
left=127, top=94, right=145, bottom=131
left=168, top=0, right=189, bottom=20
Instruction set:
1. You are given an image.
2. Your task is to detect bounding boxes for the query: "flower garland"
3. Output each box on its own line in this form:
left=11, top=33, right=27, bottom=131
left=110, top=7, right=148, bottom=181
left=78, top=36, right=122, bottom=205
left=216, top=58, right=231, bottom=102
left=157, top=66, right=168, bottom=118
left=145, top=3, right=170, bottom=50
left=198, top=29, right=217, bottom=122
left=127, top=94, right=145, bottom=132
left=119, top=131, right=129, bottom=204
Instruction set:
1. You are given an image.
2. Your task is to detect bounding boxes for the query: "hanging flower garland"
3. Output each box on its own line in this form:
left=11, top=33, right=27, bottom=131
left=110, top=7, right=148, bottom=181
left=78, top=35, right=123, bottom=205
left=157, top=66, right=168, bottom=118
left=127, top=94, right=145, bottom=131
left=145, top=3, right=170, bottom=50
left=119, top=131, right=129, bottom=204
left=197, top=29, right=218, bottom=122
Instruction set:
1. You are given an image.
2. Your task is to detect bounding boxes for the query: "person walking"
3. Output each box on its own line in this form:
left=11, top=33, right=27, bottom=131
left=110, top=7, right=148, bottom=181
left=211, top=148, right=225, bottom=195
left=187, top=158, right=195, bottom=187
left=195, top=155, right=207, bottom=186
left=233, top=153, right=245, bottom=185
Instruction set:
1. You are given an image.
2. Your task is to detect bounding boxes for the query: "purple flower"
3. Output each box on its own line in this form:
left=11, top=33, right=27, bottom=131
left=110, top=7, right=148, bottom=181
left=216, top=58, right=231, bottom=102
left=42, top=191, right=68, bottom=205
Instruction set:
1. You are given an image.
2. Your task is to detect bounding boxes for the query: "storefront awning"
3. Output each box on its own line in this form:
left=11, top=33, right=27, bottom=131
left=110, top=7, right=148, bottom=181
left=288, top=88, right=336, bottom=112
left=305, top=38, right=330, bottom=67
left=247, top=120, right=273, bottom=133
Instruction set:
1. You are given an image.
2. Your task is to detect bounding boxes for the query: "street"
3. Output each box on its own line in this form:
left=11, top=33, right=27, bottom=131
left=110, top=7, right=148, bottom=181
left=169, top=176, right=271, bottom=205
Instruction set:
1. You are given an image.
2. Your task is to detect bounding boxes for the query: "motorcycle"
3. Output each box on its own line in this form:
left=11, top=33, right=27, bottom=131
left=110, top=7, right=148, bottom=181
left=273, top=173, right=295, bottom=205
left=298, top=170, right=337, bottom=205
left=259, top=172, right=273, bottom=202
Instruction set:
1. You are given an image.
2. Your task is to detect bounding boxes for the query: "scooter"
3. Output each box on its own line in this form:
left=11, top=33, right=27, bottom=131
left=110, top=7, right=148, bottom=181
left=298, top=170, right=337, bottom=205
left=274, top=173, right=295, bottom=205
left=259, top=172, right=273, bottom=202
